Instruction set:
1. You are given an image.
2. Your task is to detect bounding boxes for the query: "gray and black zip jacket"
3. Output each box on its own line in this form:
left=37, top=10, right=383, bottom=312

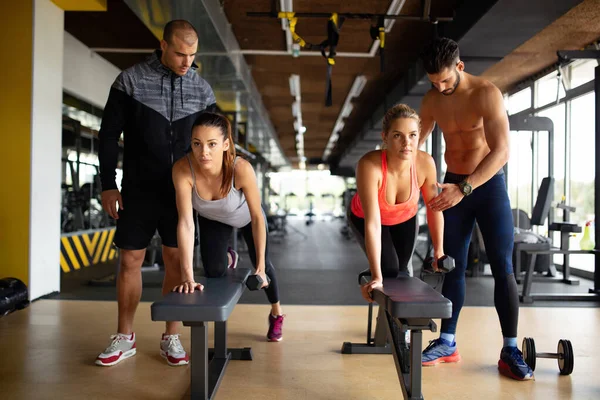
left=98, top=50, right=216, bottom=193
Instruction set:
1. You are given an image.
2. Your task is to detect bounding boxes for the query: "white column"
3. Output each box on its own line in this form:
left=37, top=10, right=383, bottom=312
left=28, top=0, right=64, bottom=299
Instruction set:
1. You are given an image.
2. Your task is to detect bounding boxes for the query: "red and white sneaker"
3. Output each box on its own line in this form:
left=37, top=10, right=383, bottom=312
left=160, top=334, right=189, bottom=366
left=95, top=332, right=136, bottom=366
left=227, top=247, right=239, bottom=269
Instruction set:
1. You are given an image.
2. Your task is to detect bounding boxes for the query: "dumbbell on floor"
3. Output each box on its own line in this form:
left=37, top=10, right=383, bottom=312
left=522, top=337, right=574, bottom=375
left=246, top=274, right=271, bottom=291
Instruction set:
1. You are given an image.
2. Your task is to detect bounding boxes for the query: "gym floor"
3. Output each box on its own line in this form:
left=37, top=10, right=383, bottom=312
left=2, top=218, right=599, bottom=399
left=1, top=300, right=598, bottom=399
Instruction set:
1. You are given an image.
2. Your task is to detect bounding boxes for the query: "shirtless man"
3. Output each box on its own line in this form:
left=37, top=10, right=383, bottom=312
left=417, top=37, right=533, bottom=381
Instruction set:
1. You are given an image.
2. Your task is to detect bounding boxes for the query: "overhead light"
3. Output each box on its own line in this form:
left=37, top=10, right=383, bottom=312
left=289, top=74, right=300, bottom=99
left=341, top=103, right=354, bottom=119
left=322, top=75, right=367, bottom=160
left=385, top=0, right=407, bottom=32
left=289, top=71, right=306, bottom=167
left=294, top=114, right=303, bottom=133
left=350, top=75, right=367, bottom=98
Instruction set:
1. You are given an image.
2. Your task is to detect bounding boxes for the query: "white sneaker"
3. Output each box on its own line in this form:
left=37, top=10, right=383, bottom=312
left=95, top=332, right=136, bottom=366
left=160, top=334, right=189, bottom=366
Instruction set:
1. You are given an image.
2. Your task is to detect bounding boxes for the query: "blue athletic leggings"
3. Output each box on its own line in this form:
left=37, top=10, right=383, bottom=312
left=440, top=171, right=519, bottom=338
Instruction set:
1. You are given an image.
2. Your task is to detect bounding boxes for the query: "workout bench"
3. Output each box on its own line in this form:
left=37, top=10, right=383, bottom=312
left=151, top=268, right=253, bottom=400
left=342, top=271, right=452, bottom=400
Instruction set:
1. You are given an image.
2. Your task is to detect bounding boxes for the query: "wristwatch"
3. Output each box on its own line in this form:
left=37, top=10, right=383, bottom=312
left=458, top=180, right=473, bottom=196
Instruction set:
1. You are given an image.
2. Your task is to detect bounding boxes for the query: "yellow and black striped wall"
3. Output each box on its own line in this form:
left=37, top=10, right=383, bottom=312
left=60, top=227, right=118, bottom=273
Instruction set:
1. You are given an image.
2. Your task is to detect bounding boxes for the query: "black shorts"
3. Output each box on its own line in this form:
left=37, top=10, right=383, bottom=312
left=113, top=186, right=179, bottom=250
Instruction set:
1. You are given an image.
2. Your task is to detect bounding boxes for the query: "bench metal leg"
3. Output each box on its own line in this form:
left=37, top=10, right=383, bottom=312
left=520, top=253, right=537, bottom=303
left=384, top=315, right=435, bottom=400
left=409, top=329, right=423, bottom=399
left=367, top=302, right=373, bottom=344
left=384, top=313, right=411, bottom=399
left=185, top=321, right=252, bottom=400
left=214, top=321, right=227, bottom=358
left=209, top=321, right=253, bottom=361
left=341, top=305, right=392, bottom=354
left=189, top=322, right=210, bottom=399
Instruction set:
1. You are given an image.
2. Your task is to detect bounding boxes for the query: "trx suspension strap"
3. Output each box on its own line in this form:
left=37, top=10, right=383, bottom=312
left=320, top=13, right=343, bottom=107
left=278, top=12, right=308, bottom=48
left=370, top=16, right=385, bottom=72
left=278, top=12, right=344, bottom=106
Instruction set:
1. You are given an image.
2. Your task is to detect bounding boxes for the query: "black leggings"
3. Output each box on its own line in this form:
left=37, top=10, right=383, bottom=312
left=348, top=210, right=418, bottom=278
left=197, top=213, right=280, bottom=304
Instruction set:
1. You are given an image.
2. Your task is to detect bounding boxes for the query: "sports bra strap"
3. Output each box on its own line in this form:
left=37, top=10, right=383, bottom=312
left=380, top=151, right=388, bottom=190
left=186, top=154, right=196, bottom=187
left=232, top=156, right=238, bottom=188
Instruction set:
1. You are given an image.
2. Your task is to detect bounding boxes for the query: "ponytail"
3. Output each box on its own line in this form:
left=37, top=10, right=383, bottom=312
left=220, top=117, right=236, bottom=197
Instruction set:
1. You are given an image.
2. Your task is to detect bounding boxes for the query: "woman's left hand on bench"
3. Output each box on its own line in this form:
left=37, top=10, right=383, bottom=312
left=173, top=280, right=204, bottom=293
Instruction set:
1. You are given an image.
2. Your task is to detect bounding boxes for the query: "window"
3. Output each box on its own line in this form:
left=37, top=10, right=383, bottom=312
left=62, top=104, right=102, bottom=131
left=508, top=131, right=533, bottom=215
left=504, top=61, right=596, bottom=276
left=507, top=87, right=531, bottom=114
left=269, top=169, right=346, bottom=218
left=65, top=150, right=99, bottom=186
left=568, top=92, right=595, bottom=272
left=535, top=71, right=566, bottom=108
left=440, top=135, right=447, bottom=177
left=569, top=59, right=597, bottom=89
left=537, top=103, right=566, bottom=202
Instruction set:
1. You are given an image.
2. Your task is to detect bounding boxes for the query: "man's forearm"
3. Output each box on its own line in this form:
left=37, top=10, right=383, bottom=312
left=98, top=87, right=127, bottom=191
left=466, top=147, right=509, bottom=189
left=426, top=209, right=444, bottom=257
left=98, top=138, right=119, bottom=191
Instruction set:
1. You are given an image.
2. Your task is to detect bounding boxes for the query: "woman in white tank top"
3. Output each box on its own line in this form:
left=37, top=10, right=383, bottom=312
left=170, top=112, right=285, bottom=342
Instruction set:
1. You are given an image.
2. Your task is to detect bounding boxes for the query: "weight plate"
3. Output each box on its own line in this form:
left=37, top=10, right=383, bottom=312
left=558, top=339, right=574, bottom=375
left=522, top=337, right=536, bottom=371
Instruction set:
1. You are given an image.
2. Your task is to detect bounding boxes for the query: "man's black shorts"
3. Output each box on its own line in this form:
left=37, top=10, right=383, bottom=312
left=113, top=186, right=178, bottom=250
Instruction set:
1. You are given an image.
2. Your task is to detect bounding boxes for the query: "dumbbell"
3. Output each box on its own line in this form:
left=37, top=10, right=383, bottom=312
left=422, top=255, right=456, bottom=275
left=245, top=274, right=271, bottom=291
left=522, top=337, right=574, bottom=375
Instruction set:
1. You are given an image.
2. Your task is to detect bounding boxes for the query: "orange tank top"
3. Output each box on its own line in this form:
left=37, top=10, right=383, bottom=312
left=350, top=151, right=420, bottom=226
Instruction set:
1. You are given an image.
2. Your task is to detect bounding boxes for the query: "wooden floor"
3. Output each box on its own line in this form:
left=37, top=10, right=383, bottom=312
left=1, top=300, right=599, bottom=400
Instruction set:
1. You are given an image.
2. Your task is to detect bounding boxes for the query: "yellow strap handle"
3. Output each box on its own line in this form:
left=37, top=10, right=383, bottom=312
left=330, top=12, right=338, bottom=27
left=278, top=12, right=307, bottom=48
left=378, top=27, right=385, bottom=48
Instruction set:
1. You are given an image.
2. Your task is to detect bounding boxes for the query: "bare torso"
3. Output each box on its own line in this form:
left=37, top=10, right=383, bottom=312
left=425, top=74, right=493, bottom=174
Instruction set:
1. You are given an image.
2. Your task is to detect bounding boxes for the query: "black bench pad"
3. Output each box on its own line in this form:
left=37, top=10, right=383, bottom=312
left=372, top=276, right=452, bottom=320
left=151, top=268, right=251, bottom=322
